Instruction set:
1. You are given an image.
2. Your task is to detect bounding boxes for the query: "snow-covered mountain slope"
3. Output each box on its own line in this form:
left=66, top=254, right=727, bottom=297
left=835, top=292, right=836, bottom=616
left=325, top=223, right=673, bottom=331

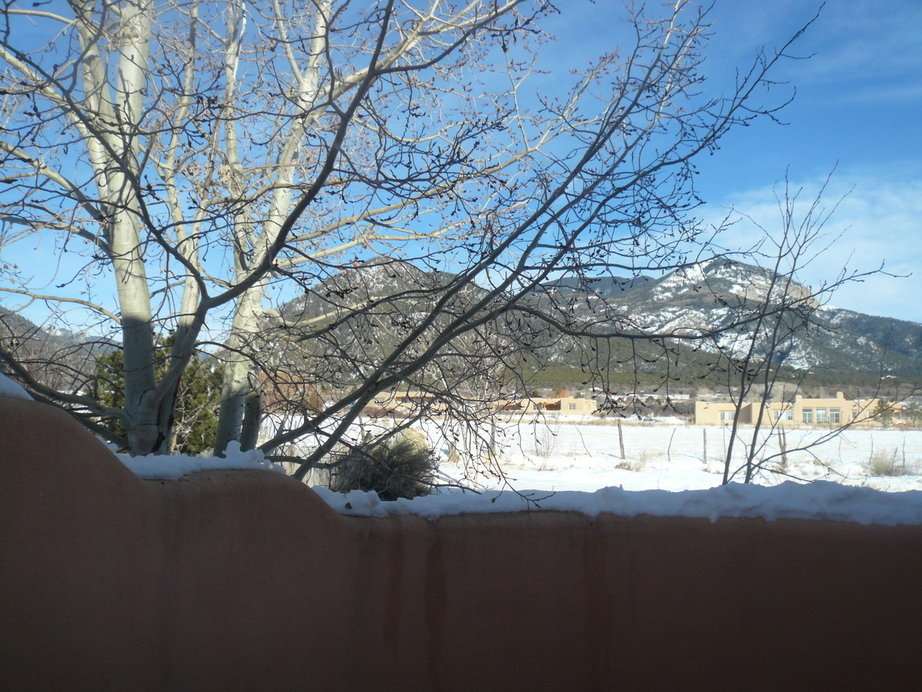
left=268, top=257, right=921, bottom=381
left=539, top=258, right=922, bottom=376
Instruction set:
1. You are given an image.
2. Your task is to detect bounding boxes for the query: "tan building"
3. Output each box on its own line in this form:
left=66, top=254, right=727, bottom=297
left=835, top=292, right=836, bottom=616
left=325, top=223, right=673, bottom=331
left=695, top=392, right=895, bottom=427
left=495, top=396, right=598, bottom=416
left=369, top=389, right=450, bottom=414
left=535, top=396, right=598, bottom=415
left=369, top=391, right=599, bottom=417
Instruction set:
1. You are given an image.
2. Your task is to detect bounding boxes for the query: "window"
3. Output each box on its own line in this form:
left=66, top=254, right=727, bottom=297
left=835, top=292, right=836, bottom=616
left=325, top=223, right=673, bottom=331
left=830, top=408, right=841, bottom=424
left=568, top=403, right=577, bottom=411
left=774, top=409, right=793, bottom=422
left=816, top=408, right=828, bottom=424
left=802, top=409, right=813, bottom=424
left=720, top=410, right=735, bottom=422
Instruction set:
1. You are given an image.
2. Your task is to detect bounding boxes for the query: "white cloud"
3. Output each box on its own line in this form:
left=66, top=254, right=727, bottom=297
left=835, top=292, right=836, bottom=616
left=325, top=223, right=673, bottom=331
left=800, top=0, right=922, bottom=83
left=705, top=0, right=922, bottom=101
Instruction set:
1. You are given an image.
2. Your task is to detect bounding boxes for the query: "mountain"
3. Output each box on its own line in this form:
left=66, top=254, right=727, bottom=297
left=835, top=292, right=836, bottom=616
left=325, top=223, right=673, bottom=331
left=542, top=274, right=655, bottom=299
left=273, top=258, right=922, bottom=390
left=539, top=257, right=922, bottom=380
left=6, top=256, right=917, bottom=403
left=542, top=258, right=816, bottom=330
left=277, top=261, right=466, bottom=324
left=262, top=261, right=510, bottom=394
left=0, top=307, right=109, bottom=393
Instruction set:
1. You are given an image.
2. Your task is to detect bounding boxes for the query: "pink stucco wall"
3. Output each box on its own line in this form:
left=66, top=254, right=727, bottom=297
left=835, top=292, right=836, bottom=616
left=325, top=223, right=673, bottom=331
left=3, top=395, right=922, bottom=690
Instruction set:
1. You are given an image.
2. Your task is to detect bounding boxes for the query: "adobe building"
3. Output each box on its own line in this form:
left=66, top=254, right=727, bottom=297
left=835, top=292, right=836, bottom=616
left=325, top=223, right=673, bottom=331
left=369, top=391, right=600, bottom=417
left=495, top=395, right=598, bottom=416
left=531, top=395, right=598, bottom=415
left=695, top=391, right=898, bottom=427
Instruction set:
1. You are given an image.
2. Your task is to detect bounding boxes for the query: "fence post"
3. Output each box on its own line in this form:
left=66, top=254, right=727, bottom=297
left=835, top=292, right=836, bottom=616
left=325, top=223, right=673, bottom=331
left=780, top=427, right=788, bottom=469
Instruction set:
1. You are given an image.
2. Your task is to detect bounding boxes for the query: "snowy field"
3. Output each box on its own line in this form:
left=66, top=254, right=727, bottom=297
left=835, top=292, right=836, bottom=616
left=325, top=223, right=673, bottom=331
left=431, top=417, right=922, bottom=495
left=307, top=414, right=922, bottom=524
left=4, top=372, right=922, bottom=525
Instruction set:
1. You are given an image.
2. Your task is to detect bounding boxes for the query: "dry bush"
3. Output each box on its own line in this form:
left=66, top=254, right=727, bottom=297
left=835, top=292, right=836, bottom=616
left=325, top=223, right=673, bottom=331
left=616, top=450, right=651, bottom=472
left=330, top=431, right=438, bottom=501
left=868, top=449, right=917, bottom=477
left=532, top=421, right=560, bottom=459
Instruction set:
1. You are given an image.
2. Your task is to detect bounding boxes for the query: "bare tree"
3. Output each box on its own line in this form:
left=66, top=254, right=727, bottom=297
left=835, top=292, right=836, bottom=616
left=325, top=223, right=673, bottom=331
left=709, top=174, right=888, bottom=484
left=0, top=0, right=813, bottom=476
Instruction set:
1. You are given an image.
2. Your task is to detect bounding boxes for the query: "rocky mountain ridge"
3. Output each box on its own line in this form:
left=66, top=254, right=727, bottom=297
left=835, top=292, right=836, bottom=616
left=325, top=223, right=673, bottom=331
left=280, top=258, right=922, bottom=382
left=534, top=257, right=917, bottom=374
left=4, top=258, right=920, bottom=397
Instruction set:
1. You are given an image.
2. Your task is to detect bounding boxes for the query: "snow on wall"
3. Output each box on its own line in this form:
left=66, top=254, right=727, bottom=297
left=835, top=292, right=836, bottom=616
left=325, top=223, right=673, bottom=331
left=115, top=441, right=286, bottom=479
left=315, top=481, right=922, bottom=526
left=0, top=372, right=31, bottom=400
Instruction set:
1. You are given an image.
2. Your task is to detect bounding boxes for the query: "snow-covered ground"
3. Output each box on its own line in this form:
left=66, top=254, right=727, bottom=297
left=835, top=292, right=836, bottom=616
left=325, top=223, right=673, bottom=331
left=310, top=416, right=922, bottom=525
left=112, top=441, right=285, bottom=479
left=430, top=417, right=922, bottom=494
left=4, top=372, right=922, bottom=525
left=313, top=480, right=922, bottom=526
left=133, top=413, right=922, bottom=525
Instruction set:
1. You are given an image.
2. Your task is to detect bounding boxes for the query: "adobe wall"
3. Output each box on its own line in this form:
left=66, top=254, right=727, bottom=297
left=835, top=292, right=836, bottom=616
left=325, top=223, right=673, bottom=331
left=3, top=395, right=922, bottom=690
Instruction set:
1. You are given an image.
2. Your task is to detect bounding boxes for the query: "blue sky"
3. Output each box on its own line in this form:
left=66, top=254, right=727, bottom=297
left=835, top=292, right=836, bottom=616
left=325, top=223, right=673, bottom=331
left=696, top=0, right=922, bottom=323
left=4, top=0, right=920, bottom=327
left=545, top=0, right=922, bottom=323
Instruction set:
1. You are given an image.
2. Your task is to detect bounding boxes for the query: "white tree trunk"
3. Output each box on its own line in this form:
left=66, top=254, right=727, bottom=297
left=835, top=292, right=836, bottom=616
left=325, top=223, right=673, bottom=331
left=82, top=0, right=161, bottom=453
left=214, top=281, right=267, bottom=454
left=214, top=0, right=331, bottom=450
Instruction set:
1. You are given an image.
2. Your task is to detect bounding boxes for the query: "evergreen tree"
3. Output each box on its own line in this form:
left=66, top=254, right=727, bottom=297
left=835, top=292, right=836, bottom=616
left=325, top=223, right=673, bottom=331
left=874, top=399, right=895, bottom=428
left=94, top=336, right=224, bottom=454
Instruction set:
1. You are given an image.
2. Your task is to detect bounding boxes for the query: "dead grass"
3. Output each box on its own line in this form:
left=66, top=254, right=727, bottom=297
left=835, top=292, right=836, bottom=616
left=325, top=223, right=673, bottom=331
left=616, top=450, right=651, bottom=472
left=868, top=449, right=918, bottom=477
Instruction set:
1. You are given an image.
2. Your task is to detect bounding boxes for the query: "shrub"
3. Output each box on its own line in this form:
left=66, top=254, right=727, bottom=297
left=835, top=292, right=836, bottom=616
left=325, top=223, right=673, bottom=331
left=93, top=335, right=223, bottom=454
left=616, top=450, right=650, bottom=472
left=868, top=449, right=916, bottom=477
left=330, top=432, right=438, bottom=500
left=533, top=422, right=559, bottom=458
